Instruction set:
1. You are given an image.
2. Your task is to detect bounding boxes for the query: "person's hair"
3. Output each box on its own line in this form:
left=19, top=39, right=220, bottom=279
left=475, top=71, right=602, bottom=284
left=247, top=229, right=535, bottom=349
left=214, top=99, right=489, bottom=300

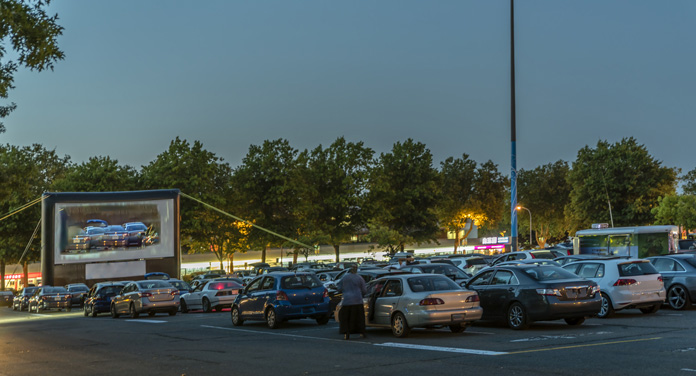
left=349, top=265, right=358, bottom=273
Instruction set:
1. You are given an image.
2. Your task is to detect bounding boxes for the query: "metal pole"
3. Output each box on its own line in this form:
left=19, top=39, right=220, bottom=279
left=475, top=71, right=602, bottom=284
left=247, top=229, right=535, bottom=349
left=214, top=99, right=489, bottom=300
left=510, top=0, right=518, bottom=252
left=517, top=206, right=532, bottom=247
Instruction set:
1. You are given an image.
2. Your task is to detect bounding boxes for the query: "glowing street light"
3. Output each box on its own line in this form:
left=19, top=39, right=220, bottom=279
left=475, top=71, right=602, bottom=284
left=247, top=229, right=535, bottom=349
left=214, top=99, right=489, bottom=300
left=516, top=206, right=532, bottom=247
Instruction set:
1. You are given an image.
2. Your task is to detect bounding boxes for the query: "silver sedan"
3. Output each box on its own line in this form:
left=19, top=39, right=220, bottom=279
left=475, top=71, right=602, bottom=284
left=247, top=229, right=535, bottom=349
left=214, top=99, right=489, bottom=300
left=180, top=279, right=243, bottom=313
left=335, top=274, right=483, bottom=337
left=111, top=280, right=179, bottom=318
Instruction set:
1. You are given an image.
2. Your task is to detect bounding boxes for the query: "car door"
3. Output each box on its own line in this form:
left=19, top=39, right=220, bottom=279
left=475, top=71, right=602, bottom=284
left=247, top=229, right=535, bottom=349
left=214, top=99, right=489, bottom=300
left=250, top=276, right=276, bottom=318
left=187, top=282, right=206, bottom=308
left=650, top=258, right=683, bottom=288
left=373, top=279, right=403, bottom=326
left=465, top=270, right=496, bottom=318
left=238, top=277, right=263, bottom=317
left=484, top=270, right=519, bottom=317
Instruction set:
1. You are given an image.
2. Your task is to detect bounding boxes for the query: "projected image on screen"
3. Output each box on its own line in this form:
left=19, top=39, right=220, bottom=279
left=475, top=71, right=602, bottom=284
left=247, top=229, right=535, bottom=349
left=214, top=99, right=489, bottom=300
left=53, top=199, right=175, bottom=264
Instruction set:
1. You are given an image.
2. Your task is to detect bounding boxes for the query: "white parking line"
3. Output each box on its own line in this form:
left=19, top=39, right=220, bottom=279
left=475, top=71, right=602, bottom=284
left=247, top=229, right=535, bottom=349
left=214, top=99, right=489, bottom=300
left=376, top=342, right=507, bottom=356
left=681, top=369, right=696, bottom=372
left=126, top=319, right=168, bottom=324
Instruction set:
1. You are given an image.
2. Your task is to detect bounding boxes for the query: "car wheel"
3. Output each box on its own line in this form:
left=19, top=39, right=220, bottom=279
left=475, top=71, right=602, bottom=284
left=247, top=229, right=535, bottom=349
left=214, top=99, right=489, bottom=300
left=148, top=311, right=156, bottom=317
left=265, top=308, right=280, bottom=329
left=449, top=324, right=467, bottom=333
left=667, top=285, right=691, bottom=310
left=391, top=312, right=410, bottom=338
left=91, top=305, right=98, bottom=317
left=214, top=306, right=222, bottom=312
left=66, top=306, right=72, bottom=312
left=180, top=299, right=189, bottom=313
left=231, top=306, right=244, bottom=326
left=507, top=302, right=529, bottom=330
left=597, top=293, right=614, bottom=318
left=129, top=304, right=139, bottom=319
left=316, top=315, right=330, bottom=325
left=111, top=304, right=120, bottom=319
left=168, top=309, right=177, bottom=316
left=564, top=317, right=585, bottom=326
left=640, top=304, right=660, bottom=314
left=83, top=305, right=89, bottom=317
left=202, top=298, right=212, bottom=313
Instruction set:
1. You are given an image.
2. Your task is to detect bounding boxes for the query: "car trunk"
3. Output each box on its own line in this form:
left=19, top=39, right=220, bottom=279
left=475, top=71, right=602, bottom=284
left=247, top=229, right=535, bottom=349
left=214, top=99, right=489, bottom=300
left=540, top=280, right=597, bottom=301
left=284, top=288, right=325, bottom=305
left=424, top=290, right=478, bottom=310
left=147, top=288, right=175, bottom=302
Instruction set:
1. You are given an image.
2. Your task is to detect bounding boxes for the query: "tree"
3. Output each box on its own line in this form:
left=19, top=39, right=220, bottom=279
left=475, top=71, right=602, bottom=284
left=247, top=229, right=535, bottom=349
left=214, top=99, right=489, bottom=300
left=652, top=195, right=696, bottom=232
left=51, top=156, right=139, bottom=192
left=231, top=139, right=303, bottom=263
left=0, top=0, right=65, bottom=132
left=366, top=139, right=440, bottom=254
left=0, top=143, right=70, bottom=289
left=438, top=155, right=506, bottom=252
left=566, top=138, right=677, bottom=230
left=140, top=137, right=233, bottom=257
left=299, top=137, right=373, bottom=262
left=682, top=168, right=696, bottom=195
left=517, top=160, right=572, bottom=248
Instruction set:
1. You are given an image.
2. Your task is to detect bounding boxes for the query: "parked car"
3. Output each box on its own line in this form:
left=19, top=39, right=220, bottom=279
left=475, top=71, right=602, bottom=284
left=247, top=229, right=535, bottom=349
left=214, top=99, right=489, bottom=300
left=180, top=279, right=243, bottom=313
left=69, top=226, right=107, bottom=251
left=491, top=250, right=557, bottom=266
left=123, top=222, right=148, bottom=246
left=13, top=286, right=38, bottom=311
left=144, top=272, right=171, bottom=280
left=110, top=280, right=179, bottom=318
left=399, top=263, right=471, bottom=286
left=449, top=257, right=489, bottom=275
left=167, top=279, right=192, bottom=295
left=494, top=259, right=562, bottom=268
left=0, top=291, right=14, bottom=307
left=335, top=273, right=482, bottom=337
left=647, top=254, right=696, bottom=310
left=327, top=269, right=408, bottom=313
left=101, top=225, right=129, bottom=248
left=553, top=254, right=607, bottom=266
left=28, top=286, right=72, bottom=313
left=83, top=282, right=126, bottom=317
left=65, top=283, right=90, bottom=307
left=230, top=272, right=330, bottom=328
left=465, top=265, right=601, bottom=329
left=562, top=258, right=665, bottom=318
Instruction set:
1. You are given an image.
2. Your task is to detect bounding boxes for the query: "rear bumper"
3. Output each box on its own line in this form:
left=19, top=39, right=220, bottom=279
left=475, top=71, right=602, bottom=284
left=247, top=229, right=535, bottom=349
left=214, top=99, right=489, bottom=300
left=40, top=301, right=71, bottom=310
left=528, top=296, right=602, bottom=320
left=613, top=289, right=666, bottom=310
left=406, top=306, right=483, bottom=327
left=274, top=301, right=330, bottom=320
left=141, top=300, right=179, bottom=313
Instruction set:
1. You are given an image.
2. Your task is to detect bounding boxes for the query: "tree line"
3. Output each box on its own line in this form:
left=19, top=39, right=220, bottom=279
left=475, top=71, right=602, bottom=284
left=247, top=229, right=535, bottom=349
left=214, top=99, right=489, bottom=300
left=1, top=136, right=694, bottom=279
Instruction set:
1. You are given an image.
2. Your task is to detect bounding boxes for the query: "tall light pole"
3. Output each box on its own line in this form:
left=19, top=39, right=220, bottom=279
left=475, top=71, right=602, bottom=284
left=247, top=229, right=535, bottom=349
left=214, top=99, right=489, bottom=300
left=516, top=206, right=532, bottom=248
left=510, top=0, right=518, bottom=252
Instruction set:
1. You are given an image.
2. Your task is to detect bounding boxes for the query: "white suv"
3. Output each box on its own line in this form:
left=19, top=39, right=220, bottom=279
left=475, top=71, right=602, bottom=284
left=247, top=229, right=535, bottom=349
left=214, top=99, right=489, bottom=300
left=562, top=258, right=665, bottom=318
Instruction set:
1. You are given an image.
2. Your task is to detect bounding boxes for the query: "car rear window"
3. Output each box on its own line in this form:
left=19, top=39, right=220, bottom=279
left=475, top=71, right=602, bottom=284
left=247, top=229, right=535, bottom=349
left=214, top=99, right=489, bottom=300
left=208, top=281, right=242, bottom=290
left=407, top=276, right=460, bottom=292
left=523, top=266, right=580, bottom=281
left=46, top=287, right=68, bottom=293
left=530, top=251, right=555, bottom=259
left=281, top=274, right=322, bottom=289
left=139, top=281, right=172, bottom=289
left=98, top=286, right=123, bottom=295
left=618, top=261, right=659, bottom=276
left=684, top=257, right=696, bottom=268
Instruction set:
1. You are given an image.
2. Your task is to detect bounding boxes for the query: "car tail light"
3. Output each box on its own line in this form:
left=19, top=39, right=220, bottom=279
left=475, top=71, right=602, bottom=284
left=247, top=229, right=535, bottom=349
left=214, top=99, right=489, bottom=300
left=276, top=291, right=289, bottom=301
left=419, top=298, right=445, bottom=305
left=171, top=290, right=180, bottom=296
left=322, top=289, right=329, bottom=299
left=139, top=292, right=153, bottom=298
left=536, top=288, right=561, bottom=296
left=657, top=276, right=663, bottom=283
left=589, top=286, right=600, bottom=296
left=530, top=254, right=536, bottom=259
left=613, top=279, right=637, bottom=286
left=465, top=294, right=480, bottom=302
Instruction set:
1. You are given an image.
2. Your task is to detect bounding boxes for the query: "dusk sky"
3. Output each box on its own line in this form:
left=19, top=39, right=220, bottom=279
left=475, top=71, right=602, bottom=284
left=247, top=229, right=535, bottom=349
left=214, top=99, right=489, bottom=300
left=3, top=1, right=695, bottom=181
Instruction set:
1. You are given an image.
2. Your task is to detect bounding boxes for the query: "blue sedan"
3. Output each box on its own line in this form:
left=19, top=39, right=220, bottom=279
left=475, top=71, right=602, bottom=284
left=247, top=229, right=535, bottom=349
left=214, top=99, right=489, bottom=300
left=231, top=272, right=330, bottom=328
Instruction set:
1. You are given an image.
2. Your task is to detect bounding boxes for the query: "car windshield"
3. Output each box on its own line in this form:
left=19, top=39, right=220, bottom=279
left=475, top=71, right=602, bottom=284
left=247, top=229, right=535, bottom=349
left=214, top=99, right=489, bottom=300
left=46, top=287, right=68, bottom=293
left=407, top=276, right=461, bottom=292
left=418, top=264, right=469, bottom=278
left=98, top=286, right=123, bottom=295
left=138, top=281, right=172, bottom=289
left=208, top=281, right=242, bottom=290
left=106, top=225, right=126, bottom=232
left=618, top=261, right=659, bottom=276
left=281, top=274, right=322, bottom=289
left=69, top=285, right=89, bottom=292
left=86, top=227, right=106, bottom=234
left=523, top=266, right=579, bottom=281
left=125, top=223, right=147, bottom=231
left=168, top=281, right=190, bottom=291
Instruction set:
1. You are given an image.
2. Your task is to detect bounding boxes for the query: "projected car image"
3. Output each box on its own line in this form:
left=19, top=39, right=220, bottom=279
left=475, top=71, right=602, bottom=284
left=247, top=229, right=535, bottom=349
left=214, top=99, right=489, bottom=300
left=54, top=199, right=173, bottom=264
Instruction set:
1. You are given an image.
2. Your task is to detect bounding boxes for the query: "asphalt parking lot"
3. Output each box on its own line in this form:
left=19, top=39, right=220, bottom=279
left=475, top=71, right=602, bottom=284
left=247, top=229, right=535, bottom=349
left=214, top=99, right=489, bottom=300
left=2, top=306, right=696, bottom=376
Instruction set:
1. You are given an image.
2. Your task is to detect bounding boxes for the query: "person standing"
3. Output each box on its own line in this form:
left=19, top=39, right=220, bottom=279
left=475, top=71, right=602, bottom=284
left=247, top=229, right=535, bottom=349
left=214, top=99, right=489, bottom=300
left=337, top=265, right=367, bottom=340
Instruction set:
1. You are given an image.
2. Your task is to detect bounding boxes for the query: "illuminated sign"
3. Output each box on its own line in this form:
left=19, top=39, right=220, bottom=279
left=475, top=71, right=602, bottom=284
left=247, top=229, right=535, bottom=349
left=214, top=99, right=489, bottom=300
left=474, top=245, right=505, bottom=250
left=3, top=273, right=41, bottom=279
left=482, top=237, right=510, bottom=245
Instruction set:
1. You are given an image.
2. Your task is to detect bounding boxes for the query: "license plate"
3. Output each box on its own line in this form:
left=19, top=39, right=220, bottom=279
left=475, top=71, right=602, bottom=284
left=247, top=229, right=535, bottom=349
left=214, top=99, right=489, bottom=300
left=451, top=314, right=464, bottom=321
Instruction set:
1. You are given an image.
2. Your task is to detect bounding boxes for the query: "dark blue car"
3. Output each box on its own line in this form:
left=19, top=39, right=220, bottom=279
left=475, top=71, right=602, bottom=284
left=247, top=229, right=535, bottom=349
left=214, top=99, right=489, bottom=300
left=83, top=282, right=126, bottom=317
left=231, top=272, right=330, bottom=328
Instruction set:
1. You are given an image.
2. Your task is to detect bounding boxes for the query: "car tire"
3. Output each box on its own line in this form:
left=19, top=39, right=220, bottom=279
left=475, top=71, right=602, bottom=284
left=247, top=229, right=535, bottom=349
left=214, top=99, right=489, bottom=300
left=449, top=324, right=467, bottom=333
left=639, top=304, right=660, bottom=314
left=168, top=309, right=177, bottom=316
left=597, top=293, right=614, bottom=318
left=148, top=311, right=156, bottom=317
left=180, top=299, right=189, bottom=313
left=202, top=298, right=212, bottom=313
left=391, top=312, right=410, bottom=338
left=111, top=304, right=119, bottom=319
left=507, top=302, right=529, bottom=330
left=83, top=305, right=89, bottom=317
left=265, top=308, right=280, bottom=329
left=564, top=317, right=585, bottom=326
left=66, top=306, right=72, bottom=312
left=316, top=315, right=330, bottom=325
left=91, top=305, right=98, bottom=317
left=214, top=306, right=222, bottom=312
left=129, top=304, right=139, bottom=319
left=231, top=306, right=243, bottom=326
left=667, top=285, right=691, bottom=310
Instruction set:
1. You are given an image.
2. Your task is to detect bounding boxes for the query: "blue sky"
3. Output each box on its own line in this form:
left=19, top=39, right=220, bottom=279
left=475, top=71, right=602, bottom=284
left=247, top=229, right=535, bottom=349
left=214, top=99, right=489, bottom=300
left=3, top=1, right=695, bottom=179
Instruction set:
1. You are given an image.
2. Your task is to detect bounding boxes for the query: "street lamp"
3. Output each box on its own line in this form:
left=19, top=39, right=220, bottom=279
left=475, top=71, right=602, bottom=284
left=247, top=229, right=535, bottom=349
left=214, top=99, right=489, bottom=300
left=516, top=206, right=532, bottom=248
